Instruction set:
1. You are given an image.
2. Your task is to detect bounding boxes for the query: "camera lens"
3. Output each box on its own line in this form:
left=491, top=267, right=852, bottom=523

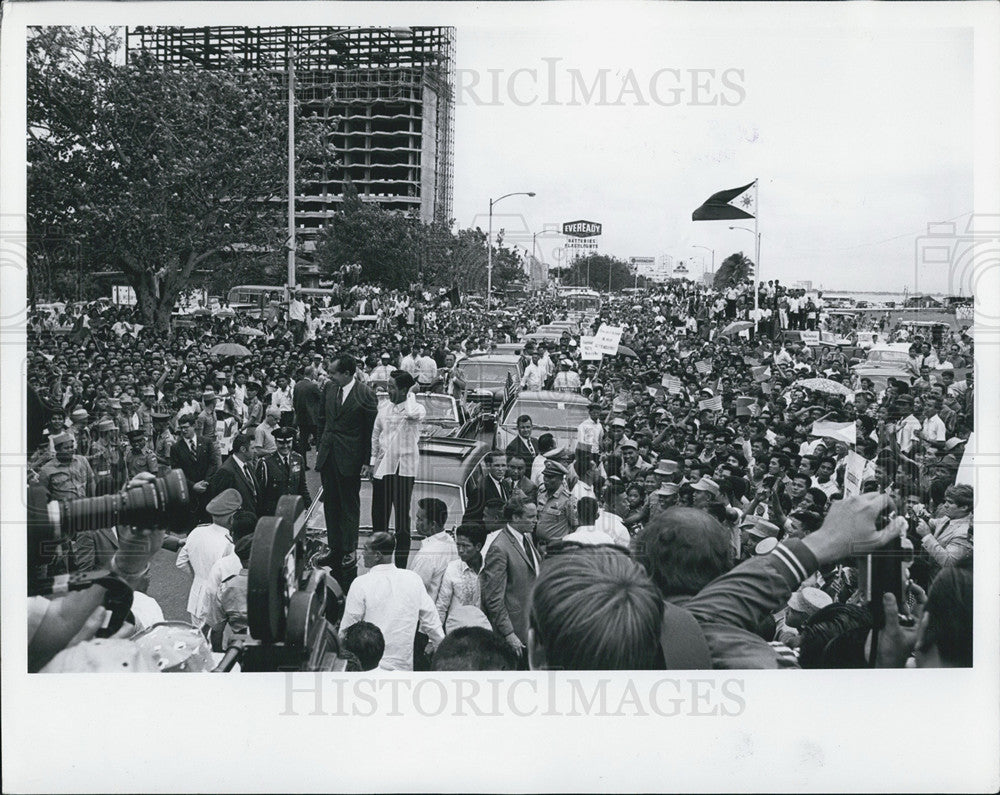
left=51, top=469, right=190, bottom=538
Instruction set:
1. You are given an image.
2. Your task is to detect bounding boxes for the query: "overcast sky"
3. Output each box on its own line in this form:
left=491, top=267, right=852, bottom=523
left=450, top=14, right=975, bottom=293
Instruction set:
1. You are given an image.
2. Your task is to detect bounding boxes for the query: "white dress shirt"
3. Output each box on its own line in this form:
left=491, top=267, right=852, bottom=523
left=203, top=552, right=243, bottom=628
left=594, top=510, right=631, bottom=546
left=370, top=392, right=427, bottom=477
left=521, top=363, right=545, bottom=391
left=577, top=418, right=604, bottom=449
left=408, top=530, right=458, bottom=601
left=435, top=557, right=482, bottom=626
left=340, top=563, right=444, bottom=671
left=562, top=525, right=615, bottom=545
left=176, top=523, right=234, bottom=624
left=415, top=355, right=439, bottom=385
left=921, top=414, right=946, bottom=444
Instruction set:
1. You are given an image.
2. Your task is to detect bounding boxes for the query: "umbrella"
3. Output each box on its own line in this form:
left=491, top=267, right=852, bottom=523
left=615, top=345, right=638, bottom=358
left=190, top=307, right=212, bottom=316
left=209, top=342, right=251, bottom=358
left=237, top=326, right=265, bottom=337
left=790, top=377, right=854, bottom=398
left=214, top=307, right=236, bottom=317
left=720, top=321, right=753, bottom=337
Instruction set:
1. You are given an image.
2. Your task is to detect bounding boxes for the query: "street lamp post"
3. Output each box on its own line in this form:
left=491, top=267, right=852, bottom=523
left=287, top=28, right=412, bottom=298
left=692, top=244, right=714, bottom=279
left=487, top=191, right=535, bottom=309
left=729, top=225, right=762, bottom=324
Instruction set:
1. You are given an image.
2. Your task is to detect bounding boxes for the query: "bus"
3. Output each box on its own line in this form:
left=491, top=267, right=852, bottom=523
left=226, top=285, right=340, bottom=312
left=556, top=287, right=601, bottom=313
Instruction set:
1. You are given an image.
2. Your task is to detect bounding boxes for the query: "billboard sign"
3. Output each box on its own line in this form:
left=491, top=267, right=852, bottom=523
left=562, top=220, right=602, bottom=238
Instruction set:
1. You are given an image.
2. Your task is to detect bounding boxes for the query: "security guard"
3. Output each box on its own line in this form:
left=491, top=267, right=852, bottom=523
left=152, top=412, right=176, bottom=476
left=534, top=460, right=576, bottom=545
left=257, top=426, right=311, bottom=517
left=89, top=418, right=126, bottom=495
left=124, top=429, right=158, bottom=480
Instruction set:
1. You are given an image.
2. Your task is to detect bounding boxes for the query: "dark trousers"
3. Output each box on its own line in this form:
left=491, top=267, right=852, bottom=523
left=371, top=472, right=415, bottom=568
left=320, top=466, right=361, bottom=590
left=297, top=423, right=316, bottom=457
left=280, top=411, right=295, bottom=428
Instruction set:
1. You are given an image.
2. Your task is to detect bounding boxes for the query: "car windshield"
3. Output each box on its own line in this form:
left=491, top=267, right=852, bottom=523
left=867, top=350, right=910, bottom=364
left=506, top=399, right=590, bottom=429
left=458, top=362, right=516, bottom=385
left=417, top=394, right=459, bottom=421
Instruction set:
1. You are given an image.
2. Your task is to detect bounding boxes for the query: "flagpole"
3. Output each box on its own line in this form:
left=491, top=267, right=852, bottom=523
left=753, top=178, right=760, bottom=336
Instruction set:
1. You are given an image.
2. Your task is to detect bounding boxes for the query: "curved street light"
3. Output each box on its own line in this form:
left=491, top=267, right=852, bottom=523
left=487, top=191, right=535, bottom=308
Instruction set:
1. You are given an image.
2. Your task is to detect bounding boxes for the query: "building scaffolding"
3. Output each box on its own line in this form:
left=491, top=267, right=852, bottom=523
left=126, top=26, right=455, bottom=238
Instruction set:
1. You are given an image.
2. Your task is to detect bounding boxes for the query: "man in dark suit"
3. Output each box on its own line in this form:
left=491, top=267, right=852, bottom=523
left=170, top=413, right=217, bottom=530
left=464, top=451, right=511, bottom=524
left=505, top=414, right=539, bottom=472
left=71, top=526, right=119, bottom=572
left=258, top=426, right=311, bottom=517
left=208, top=432, right=261, bottom=519
left=481, top=494, right=540, bottom=667
left=315, top=353, right=378, bottom=587
left=292, top=367, right=322, bottom=458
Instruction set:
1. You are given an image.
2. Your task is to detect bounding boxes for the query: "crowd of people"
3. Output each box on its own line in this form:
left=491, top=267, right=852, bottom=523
left=26, top=274, right=975, bottom=672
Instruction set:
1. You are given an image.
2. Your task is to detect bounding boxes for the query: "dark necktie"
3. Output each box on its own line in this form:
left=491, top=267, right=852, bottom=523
left=244, top=463, right=257, bottom=495
left=522, top=535, right=535, bottom=572
left=526, top=439, right=535, bottom=456
left=334, top=387, right=343, bottom=411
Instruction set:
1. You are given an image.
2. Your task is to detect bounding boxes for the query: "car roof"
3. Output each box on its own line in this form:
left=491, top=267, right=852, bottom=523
left=457, top=354, right=522, bottom=365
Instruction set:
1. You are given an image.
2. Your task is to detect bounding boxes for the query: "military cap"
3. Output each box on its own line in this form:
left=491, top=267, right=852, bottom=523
left=205, top=488, right=242, bottom=516
left=543, top=460, right=567, bottom=478
left=273, top=426, right=296, bottom=441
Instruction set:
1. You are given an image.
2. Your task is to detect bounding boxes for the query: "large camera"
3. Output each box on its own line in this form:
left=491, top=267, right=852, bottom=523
left=27, top=469, right=189, bottom=586
left=222, top=494, right=348, bottom=672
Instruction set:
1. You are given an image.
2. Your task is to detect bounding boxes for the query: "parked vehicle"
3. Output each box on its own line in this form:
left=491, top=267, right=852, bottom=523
left=493, top=390, right=592, bottom=451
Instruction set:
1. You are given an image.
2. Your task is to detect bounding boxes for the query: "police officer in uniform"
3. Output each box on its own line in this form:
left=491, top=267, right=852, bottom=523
left=124, top=429, right=158, bottom=480
left=89, top=418, right=126, bottom=495
left=534, top=460, right=576, bottom=547
left=152, top=412, right=175, bottom=476
left=257, top=426, right=311, bottom=517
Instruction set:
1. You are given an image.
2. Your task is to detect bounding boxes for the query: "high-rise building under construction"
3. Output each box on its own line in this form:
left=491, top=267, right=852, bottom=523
left=126, top=26, right=456, bottom=243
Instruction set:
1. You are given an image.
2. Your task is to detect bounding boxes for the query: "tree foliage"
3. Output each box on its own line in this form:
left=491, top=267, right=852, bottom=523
left=713, top=251, right=755, bottom=290
left=311, top=185, right=526, bottom=293
left=27, top=27, right=334, bottom=331
left=560, top=253, right=636, bottom=292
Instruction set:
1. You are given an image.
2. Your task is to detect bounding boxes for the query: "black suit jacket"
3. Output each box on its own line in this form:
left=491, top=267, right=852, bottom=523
left=170, top=437, right=216, bottom=489
left=464, top=475, right=511, bottom=523
left=208, top=456, right=260, bottom=517
left=505, top=435, right=539, bottom=471
left=315, top=379, right=378, bottom=477
left=292, top=378, right=322, bottom=426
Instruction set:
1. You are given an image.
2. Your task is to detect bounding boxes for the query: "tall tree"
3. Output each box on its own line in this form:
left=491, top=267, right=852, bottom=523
left=27, top=27, right=333, bottom=332
left=713, top=251, right=755, bottom=290
left=564, top=253, right=635, bottom=291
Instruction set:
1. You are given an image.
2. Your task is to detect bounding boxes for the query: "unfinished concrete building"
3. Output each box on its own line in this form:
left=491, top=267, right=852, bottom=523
left=126, top=26, right=456, bottom=243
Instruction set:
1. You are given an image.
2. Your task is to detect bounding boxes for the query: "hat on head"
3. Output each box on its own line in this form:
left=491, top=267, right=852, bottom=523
left=690, top=476, right=721, bottom=497
left=560, top=358, right=573, bottom=367
left=788, top=586, right=833, bottom=615
left=273, top=426, right=296, bottom=442
left=654, top=482, right=680, bottom=497
left=743, top=518, right=780, bottom=539
left=95, top=419, right=116, bottom=433
left=543, top=460, right=567, bottom=478
left=52, top=431, right=74, bottom=447
left=620, top=439, right=639, bottom=450
left=655, top=459, right=680, bottom=476
left=151, top=412, right=170, bottom=422
left=611, top=417, right=627, bottom=428
left=265, top=406, right=282, bottom=418
left=202, top=389, right=217, bottom=402
left=380, top=353, right=390, bottom=360
left=943, top=437, right=966, bottom=452
left=70, top=408, right=89, bottom=422
left=754, top=537, right=779, bottom=556
left=205, top=488, right=242, bottom=516
left=142, top=386, right=155, bottom=397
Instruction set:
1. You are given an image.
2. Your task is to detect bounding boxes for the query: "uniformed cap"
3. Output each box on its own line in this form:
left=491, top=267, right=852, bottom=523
left=202, top=389, right=217, bottom=401
left=620, top=439, right=639, bottom=450
left=273, top=426, right=296, bottom=441
left=788, top=586, right=833, bottom=614
left=380, top=353, right=390, bottom=360
left=52, top=432, right=75, bottom=447
left=108, top=398, right=122, bottom=410
left=142, top=386, right=155, bottom=396
left=754, top=537, right=779, bottom=556
left=128, top=429, right=145, bottom=441
left=654, top=482, right=679, bottom=497
left=611, top=417, right=627, bottom=428
left=71, top=408, right=89, bottom=422
left=206, top=488, right=242, bottom=516
left=151, top=412, right=171, bottom=421
left=742, top=518, right=780, bottom=539
left=543, top=460, right=567, bottom=478
left=943, top=437, right=965, bottom=451
left=560, top=358, right=573, bottom=367
left=119, top=395, right=134, bottom=405
left=95, top=419, right=116, bottom=433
